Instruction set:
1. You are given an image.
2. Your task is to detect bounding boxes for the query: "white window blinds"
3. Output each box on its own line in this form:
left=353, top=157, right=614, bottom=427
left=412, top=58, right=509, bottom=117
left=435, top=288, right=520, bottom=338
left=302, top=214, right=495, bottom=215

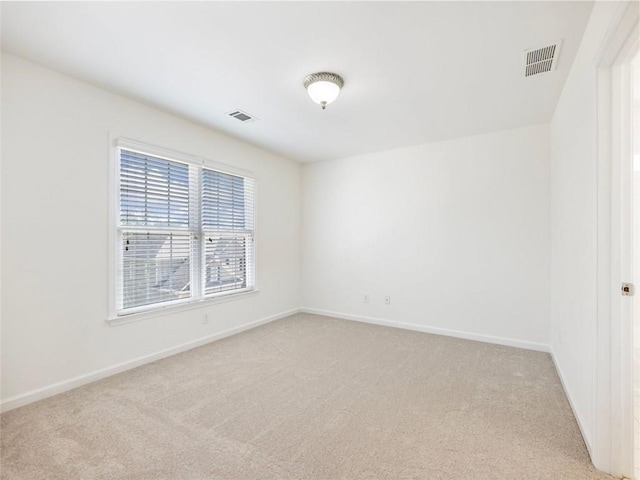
left=120, top=150, right=191, bottom=228
left=116, top=146, right=255, bottom=315
left=202, top=169, right=255, bottom=296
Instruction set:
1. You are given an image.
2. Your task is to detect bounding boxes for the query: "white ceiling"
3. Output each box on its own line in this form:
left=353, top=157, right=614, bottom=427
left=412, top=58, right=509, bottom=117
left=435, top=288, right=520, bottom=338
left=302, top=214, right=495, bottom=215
left=1, top=1, right=593, bottom=163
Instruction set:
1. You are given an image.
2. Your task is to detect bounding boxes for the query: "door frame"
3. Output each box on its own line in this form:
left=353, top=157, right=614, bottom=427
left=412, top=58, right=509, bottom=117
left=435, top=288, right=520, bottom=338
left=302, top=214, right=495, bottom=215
left=596, top=2, right=638, bottom=476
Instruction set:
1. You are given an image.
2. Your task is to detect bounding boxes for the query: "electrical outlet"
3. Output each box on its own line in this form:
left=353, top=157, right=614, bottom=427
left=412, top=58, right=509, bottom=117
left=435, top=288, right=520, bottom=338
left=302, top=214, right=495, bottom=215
left=202, top=314, right=209, bottom=325
left=385, top=296, right=391, bottom=305
left=364, top=294, right=370, bottom=304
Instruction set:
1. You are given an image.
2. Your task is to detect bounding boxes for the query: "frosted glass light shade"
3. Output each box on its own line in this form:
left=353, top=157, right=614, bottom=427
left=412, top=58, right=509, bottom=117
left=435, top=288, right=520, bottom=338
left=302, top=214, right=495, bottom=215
left=307, top=81, right=341, bottom=107
left=303, top=72, right=344, bottom=110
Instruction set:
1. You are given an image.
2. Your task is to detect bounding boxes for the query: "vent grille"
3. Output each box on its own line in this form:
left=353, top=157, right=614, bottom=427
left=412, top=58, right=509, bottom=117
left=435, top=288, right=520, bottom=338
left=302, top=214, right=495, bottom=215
left=524, top=41, right=562, bottom=77
left=227, top=110, right=257, bottom=123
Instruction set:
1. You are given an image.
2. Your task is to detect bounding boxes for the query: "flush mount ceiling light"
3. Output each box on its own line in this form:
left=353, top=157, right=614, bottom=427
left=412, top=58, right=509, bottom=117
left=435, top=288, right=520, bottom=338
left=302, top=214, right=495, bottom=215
left=303, top=72, right=344, bottom=110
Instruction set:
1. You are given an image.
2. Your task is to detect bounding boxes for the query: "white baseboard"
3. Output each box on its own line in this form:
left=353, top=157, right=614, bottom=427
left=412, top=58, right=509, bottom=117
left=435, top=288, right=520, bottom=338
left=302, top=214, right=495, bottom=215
left=0, top=307, right=553, bottom=413
left=1, top=308, right=300, bottom=413
left=550, top=350, right=593, bottom=457
left=300, top=307, right=550, bottom=353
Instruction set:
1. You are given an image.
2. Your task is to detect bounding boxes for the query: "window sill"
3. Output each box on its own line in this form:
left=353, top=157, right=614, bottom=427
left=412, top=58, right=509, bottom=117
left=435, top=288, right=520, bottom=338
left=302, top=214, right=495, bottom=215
left=106, top=289, right=260, bottom=327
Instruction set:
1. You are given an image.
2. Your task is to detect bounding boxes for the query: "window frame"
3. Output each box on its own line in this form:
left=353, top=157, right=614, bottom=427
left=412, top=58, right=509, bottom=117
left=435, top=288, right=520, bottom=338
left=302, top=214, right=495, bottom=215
left=108, top=136, right=257, bottom=323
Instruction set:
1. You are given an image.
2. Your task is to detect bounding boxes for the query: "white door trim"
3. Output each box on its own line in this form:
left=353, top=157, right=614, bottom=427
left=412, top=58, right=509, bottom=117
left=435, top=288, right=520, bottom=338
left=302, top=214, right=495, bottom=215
left=596, top=2, right=638, bottom=476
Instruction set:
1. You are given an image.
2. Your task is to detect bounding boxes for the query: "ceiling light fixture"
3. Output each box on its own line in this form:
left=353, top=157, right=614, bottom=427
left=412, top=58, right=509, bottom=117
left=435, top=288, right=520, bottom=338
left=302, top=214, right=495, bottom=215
left=303, top=72, right=344, bottom=110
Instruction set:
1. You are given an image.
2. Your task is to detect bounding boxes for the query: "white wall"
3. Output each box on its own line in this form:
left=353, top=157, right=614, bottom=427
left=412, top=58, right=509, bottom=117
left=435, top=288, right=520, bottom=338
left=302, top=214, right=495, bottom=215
left=549, top=1, right=629, bottom=459
left=0, top=54, right=302, bottom=407
left=302, top=124, right=550, bottom=350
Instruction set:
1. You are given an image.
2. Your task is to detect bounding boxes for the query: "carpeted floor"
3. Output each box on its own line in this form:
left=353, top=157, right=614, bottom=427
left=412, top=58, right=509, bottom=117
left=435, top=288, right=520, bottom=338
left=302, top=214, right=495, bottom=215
left=1, top=313, right=613, bottom=479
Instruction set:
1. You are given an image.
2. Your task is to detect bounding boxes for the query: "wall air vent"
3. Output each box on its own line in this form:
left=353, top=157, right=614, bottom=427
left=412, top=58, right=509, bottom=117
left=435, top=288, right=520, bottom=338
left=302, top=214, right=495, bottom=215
left=524, top=41, right=562, bottom=77
left=227, top=110, right=258, bottom=123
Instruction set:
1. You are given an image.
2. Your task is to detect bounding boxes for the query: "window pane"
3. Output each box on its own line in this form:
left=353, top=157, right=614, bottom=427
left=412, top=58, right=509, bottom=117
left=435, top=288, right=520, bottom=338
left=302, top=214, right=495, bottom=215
left=121, top=232, right=192, bottom=310
left=120, top=149, right=190, bottom=228
left=203, top=234, right=250, bottom=295
left=202, top=169, right=253, bottom=230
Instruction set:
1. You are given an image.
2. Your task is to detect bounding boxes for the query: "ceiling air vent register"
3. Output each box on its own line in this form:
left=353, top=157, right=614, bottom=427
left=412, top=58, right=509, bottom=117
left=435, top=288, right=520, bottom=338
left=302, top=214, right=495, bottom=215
left=227, top=110, right=257, bottom=123
left=524, top=41, right=562, bottom=77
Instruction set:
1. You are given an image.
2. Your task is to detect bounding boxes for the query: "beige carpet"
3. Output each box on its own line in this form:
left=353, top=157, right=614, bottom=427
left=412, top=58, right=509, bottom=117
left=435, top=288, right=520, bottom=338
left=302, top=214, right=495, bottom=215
left=1, top=313, right=613, bottom=480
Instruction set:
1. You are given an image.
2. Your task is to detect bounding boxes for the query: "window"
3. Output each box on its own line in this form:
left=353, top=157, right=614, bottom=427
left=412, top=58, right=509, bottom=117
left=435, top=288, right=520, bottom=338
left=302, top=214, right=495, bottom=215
left=115, top=142, right=255, bottom=316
